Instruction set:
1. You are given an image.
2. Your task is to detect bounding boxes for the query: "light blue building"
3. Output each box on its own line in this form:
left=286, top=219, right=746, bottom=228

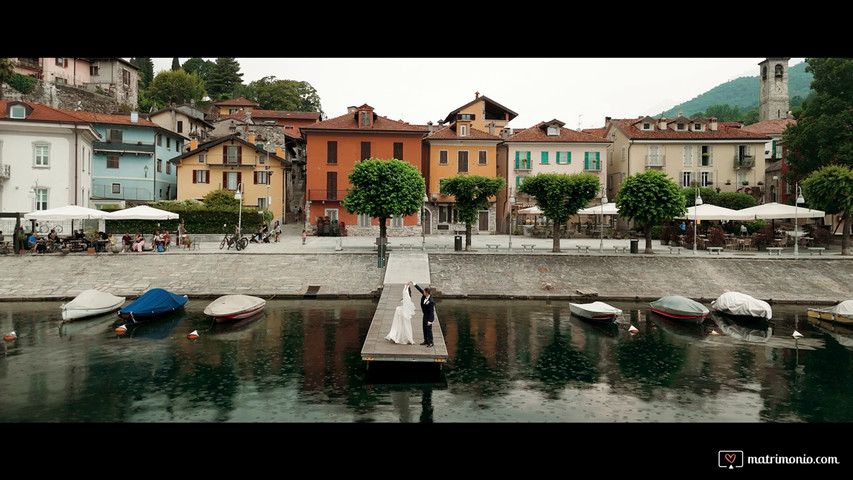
left=85, top=111, right=184, bottom=206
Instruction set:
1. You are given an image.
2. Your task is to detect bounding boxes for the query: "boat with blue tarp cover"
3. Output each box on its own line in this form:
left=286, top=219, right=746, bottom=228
left=118, top=288, right=188, bottom=323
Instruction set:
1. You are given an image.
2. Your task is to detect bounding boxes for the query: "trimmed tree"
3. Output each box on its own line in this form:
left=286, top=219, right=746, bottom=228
left=517, top=173, right=600, bottom=253
left=616, top=170, right=686, bottom=254
left=802, top=164, right=853, bottom=255
left=343, top=158, right=425, bottom=242
left=440, top=175, right=506, bottom=251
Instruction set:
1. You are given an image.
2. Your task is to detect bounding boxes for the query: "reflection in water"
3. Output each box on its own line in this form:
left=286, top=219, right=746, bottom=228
left=1, top=299, right=853, bottom=423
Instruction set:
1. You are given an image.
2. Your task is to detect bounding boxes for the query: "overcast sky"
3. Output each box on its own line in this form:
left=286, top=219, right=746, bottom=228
left=150, top=57, right=806, bottom=129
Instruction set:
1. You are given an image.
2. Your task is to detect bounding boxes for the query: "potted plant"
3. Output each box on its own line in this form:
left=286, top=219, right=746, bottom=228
left=706, top=227, right=727, bottom=247
left=725, top=179, right=732, bottom=185
left=742, top=180, right=749, bottom=186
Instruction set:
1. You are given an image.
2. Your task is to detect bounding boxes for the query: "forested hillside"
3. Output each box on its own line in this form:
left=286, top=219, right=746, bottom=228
left=657, top=61, right=813, bottom=119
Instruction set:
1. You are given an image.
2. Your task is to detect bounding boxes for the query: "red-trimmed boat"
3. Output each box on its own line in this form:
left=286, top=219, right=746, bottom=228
left=204, top=295, right=266, bottom=323
left=569, top=301, right=622, bottom=324
left=650, top=295, right=709, bottom=324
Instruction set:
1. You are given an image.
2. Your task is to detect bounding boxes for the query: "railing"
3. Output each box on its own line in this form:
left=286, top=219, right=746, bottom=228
left=92, top=184, right=151, bottom=201
left=514, top=159, right=532, bottom=171
left=645, top=155, right=666, bottom=168
left=583, top=161, right=601, bottom=171
left=735, top=155, right=755, bottom=168
left=307, top=189, right=348, bottom=201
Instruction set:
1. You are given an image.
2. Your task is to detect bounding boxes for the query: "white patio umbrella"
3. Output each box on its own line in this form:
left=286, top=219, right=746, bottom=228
left=24, top=205, right=111, bottom=220
left=105, top=205, right=179, bottom=220
left=577, top=202, right=620, bottom=216
left=676, top=203, right=755, bottom=221
left=517, top=205, right=543, bottom=215
left=737, top=202, right=825, bottom=220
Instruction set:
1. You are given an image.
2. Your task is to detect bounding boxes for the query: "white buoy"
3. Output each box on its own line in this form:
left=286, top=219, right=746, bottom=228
left=3, top=331, right=17, bottom=341
left=628, top=325, right=638, bottom=334
left=710, top=329, right=720, bottom=335
left=187, top=330, right=199, bottom=340
left=792, top=330, right=803, bottom=338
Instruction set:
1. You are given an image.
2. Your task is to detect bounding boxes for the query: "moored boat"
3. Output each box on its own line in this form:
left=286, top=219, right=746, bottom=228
left=61, top=289, right=126, bottom=321
left=649, top=295, right=709, bottom=324
left=807, top=300, right=853, bottom=326
left=203, top=294, right=266, bottom=323
left=569, top=301, right=622, bottom=323
left=118, top=288, right=188, bottom=323
left=711, top=291, right=772, bottom=320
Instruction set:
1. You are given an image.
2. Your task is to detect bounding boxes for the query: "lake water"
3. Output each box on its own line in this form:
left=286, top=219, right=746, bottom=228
left=2, top=298, right=853, bottom=424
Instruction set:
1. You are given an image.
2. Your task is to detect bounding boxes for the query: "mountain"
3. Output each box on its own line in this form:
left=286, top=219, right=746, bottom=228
left=657, top=60, right=813, bottom=118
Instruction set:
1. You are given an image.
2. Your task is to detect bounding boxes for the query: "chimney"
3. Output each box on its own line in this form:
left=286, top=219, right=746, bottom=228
left=130, top=111, right=138, bottom=123
left=190, top=138, right=198, bottom=150
left=709, top=117, right=718, bottom=131
left=658, top=116, right=667, bottom=130
left=427, top=121, right=433, bottom=134
left=249, top=133, right=255, bottom=144
left=475, top=91, right=480, bottom=98
left=347, top=106, right=357, bottom=113
left=276, top=146, right=284, bottom=159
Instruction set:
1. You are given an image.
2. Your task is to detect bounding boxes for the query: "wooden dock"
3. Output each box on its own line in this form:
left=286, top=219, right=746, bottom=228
left=361, top=283, right=448, bottom=366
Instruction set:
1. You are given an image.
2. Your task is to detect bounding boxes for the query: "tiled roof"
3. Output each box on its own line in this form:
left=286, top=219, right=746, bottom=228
left=67, top=111, right=160, bottom=128
left=443, top=94, right=518, bottom=123
left=213, top=97, right=259, bottom=107
left=506, top=121, right=610, bottom=143
left=0, top=100, right=89, bottom=122
left=609, top=117, right=770, bottom=141
left=741, top=118, right=797, bottom=135
left=252, top=110, right=321, bottom=120
left=426, top=122, right=503, bottom=140
left=300, top=108, right=430, bottom=133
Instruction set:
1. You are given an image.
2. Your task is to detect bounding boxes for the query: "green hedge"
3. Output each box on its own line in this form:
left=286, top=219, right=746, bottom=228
left=102, top=201, right=272, bottom=235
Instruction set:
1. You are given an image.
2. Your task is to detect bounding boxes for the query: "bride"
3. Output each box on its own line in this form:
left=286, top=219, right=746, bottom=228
left=385, top=281, right=415, bottom=344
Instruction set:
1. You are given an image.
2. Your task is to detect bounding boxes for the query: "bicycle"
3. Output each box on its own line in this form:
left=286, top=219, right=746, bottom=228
left=37, top=222, right=63, bottom=234
left=220, top=225, right=249, bottom=251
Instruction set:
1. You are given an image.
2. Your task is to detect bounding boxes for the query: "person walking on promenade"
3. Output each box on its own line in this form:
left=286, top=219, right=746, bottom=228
left=412, top=282, right=435, bottom=347
left=273, top=220, right=281, bottom=242
left=302, top=229, right=307, bottom=245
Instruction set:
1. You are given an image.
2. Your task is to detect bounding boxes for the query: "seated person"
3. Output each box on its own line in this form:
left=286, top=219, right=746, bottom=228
left=48, top=229, right=61, bottom=247
left=163, top=231, right=171, bottom=248
left=74, top=229, right=85, bottom=241
left=122, top=232, right=132, bottom=252
left=133, top=233, right=145, bottom=252
left=28, top=232, right=38, bottom=252
left=92, top=231, right=108, bottom=252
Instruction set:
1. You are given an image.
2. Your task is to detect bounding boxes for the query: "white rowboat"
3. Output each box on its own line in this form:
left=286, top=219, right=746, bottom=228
left=61, top=290, right=126, bottom=321
left=204, top=295, right=266, bottom=323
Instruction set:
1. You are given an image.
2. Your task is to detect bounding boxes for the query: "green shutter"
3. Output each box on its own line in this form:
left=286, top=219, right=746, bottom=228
left=541, top=151, right=548, bottom=164
left=515, top=151, right=519, bottom=170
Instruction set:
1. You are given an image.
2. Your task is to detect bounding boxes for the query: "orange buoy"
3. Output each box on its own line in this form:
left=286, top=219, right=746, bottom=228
left=187, top=330, right=199, bottom=340
left=3, top=331, right=16, bottom=341
left=115, top=325, right=128, bottom=334
left=628, top=325, right=639, bottom=334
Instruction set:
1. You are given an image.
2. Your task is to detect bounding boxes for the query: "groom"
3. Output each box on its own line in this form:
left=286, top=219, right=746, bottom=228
left=412, top=282, right=435, bottom=347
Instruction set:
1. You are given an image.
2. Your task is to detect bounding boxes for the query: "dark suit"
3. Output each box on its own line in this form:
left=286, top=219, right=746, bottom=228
left=413, top=283, right=435, bottom=345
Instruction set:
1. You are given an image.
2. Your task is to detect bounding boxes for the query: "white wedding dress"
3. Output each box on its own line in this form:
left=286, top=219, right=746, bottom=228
left=385, top=285, right=415, bottom=344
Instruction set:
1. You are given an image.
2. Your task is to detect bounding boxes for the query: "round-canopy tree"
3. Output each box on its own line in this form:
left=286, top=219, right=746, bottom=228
left=343, top=158, right=425, bottom=242
left=517, top=173, right=600, bottom=252
left=616, top=170, right=686, bottom=253
left=440, top=175, right=505, bottom=251
left=802, top=164, right=853, bottom=255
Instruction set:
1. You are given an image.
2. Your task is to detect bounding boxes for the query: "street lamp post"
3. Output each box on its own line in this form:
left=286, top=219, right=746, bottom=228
left=422, top=193, right=428, bottom=251
left=794, top=182, right=804, bottom=256
left=235, top=183, right=244, bottom=237
left=693, top=186, right=703, bottom=255
left=509, top=195, right=516, bottom=250
left=599, top=191, right=608, bottom=253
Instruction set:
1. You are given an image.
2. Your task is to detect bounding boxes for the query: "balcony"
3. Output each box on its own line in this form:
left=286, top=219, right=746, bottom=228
left=735, top=155, right=755, bottom=168
left=94, top=141, right=155, bottom=155
left=514, top=160, right=532, bottom=171
left=645, top=155, right=666, bottom=168
left=583, top=161, right=602, bottom=172
left=308, top=189, right=348, bottom=202
left=92, top=184, right=151, bottom=201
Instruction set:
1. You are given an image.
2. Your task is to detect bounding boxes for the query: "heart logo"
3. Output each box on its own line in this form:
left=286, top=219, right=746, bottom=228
left=725, top=453, right=737, bottom=464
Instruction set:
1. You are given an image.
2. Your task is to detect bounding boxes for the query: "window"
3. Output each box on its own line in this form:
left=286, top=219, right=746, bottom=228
left=111, top=183, right=121, bottom=194
left=90, top=65, right=99, bottom=76
left=459, top=124, right=467, bottom=137
left=642, top=122, right=651, bottom=130
left=457, top=151, right=469, bottom=173
left=540, top=152, right=549, bottom=164
left=516, top=151, right=531, bottom=170
left=681, top=171, right=692, bottom=188
left=700, top=171, right=714, bottom=187
left=327, top=141, right=337, bottom=164
left=198, top=154, right=206, bottom=164
left=55, top=78, right=67, bottom=85
left=700, top=145, right=712, bottom=166
left=693, top=122, right=702, bottom=131
left=177, top=121, right=183, bottom=134
left=56, top=58, right=67, bottom=67
left=556, top=151, right=571, bottom=165
left=358, top=213, right=371, bottom=227
left=478, top=150, right=487, bottom=166
left=226, top=145, right=241, bottom=165
left=584, top=152, right=600, bottom=170
left=107, top=155, right=119, bottom=168
left=458, top=113, right=474, bottom=121
left=682, top=146, right=693, bottom=167
left=166, top=138, right=171, bottom=150
left=157, top=134, right=162, bottom=146
left=34, top=143, right=49, bottom=167
left=326, top=172, right=337, bottom=200
left=257, top=197, right=267, bottom=210
left=166, top=162, right=171, bottom=174
left=193, top=170, right=209, bottom=184
left=9, top=105, right=26, bottom=118
left=360, top=142, right=370, bottom=160
left=439, top=150, right=448, bottom=165
left=547, top=126, right=559, bottom=136
left=224, top=171, right=240, bottom=190
left=255, top=170, right=271, bottom=185
left=258, top=155, right=266, bottom=165
left=107, top=129, right=123, bottom=142
left=122, top=69, right=130, bottom=86
left=391, top=215, right=403, bottom=228
left=157, top=159, right=162, bottom=173
left=394, top=142, right=403, bottom=161
left=676, top=122, right=686, bottom=131
left=34, top=188, right=48, bottom=210
left=438, top=205, right=457, bottom=223
left=360, top=111, right=371, bottom=126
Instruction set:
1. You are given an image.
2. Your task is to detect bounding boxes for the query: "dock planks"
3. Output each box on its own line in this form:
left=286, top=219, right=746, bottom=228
left=361, top=283, right=448, bottom=365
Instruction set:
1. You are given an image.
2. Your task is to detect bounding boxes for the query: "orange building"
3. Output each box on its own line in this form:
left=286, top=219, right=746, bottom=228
left=300, top=104, right=429, bottom=236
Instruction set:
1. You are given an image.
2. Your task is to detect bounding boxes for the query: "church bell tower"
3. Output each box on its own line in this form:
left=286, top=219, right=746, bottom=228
left=758, top=58, right=790, bottom=122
